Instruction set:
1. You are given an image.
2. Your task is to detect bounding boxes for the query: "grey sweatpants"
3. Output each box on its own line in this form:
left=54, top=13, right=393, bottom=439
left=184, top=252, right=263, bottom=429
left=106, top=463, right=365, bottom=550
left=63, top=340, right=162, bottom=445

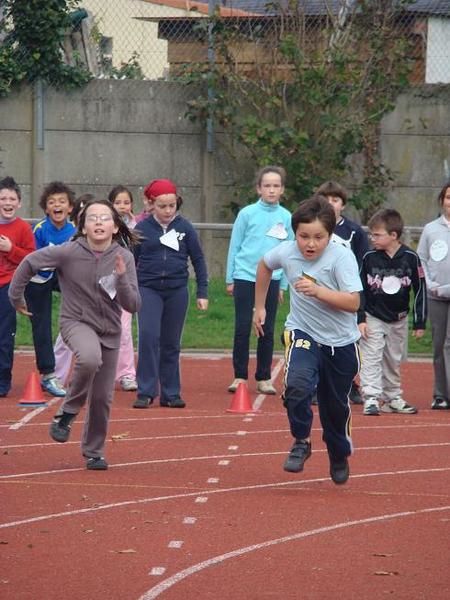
left=58, top=322, right=119, bottom=458
left=429, top=298, right=450, bottom=401
left=359, top=313, right=408, bottom=402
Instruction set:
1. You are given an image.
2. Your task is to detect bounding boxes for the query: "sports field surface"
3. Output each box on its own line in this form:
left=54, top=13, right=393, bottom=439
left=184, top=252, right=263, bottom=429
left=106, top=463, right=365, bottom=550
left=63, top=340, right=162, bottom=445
left=1, top=352, right=449, bottom=599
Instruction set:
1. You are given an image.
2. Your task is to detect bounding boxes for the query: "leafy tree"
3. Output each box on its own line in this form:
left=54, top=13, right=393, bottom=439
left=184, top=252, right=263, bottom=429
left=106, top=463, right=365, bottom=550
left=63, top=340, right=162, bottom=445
left=0, top=0, right=91, bottom=97
left=178, top=0, right=415, bottom=219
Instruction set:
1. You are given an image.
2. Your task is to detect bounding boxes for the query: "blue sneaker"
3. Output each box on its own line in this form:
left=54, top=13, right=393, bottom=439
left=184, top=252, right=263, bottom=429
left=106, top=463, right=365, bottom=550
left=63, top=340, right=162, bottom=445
left=41, top=376, right=66, bottom=397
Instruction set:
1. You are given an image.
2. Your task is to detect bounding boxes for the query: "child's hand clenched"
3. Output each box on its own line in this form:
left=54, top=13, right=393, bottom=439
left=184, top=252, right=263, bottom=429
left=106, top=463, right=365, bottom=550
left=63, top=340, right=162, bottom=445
left=0, top=234, right=12, bottom=253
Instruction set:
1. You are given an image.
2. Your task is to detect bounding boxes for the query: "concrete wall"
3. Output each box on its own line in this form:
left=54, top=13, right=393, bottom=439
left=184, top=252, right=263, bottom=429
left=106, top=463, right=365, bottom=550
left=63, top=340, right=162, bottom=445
left=1, top=80, right=449, bottom=275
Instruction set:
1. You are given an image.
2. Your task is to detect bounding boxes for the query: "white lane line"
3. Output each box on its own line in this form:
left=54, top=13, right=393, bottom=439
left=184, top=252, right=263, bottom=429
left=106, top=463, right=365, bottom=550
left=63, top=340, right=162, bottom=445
left=139, top=505, right=450, bottom=599
left=2, top=425, right=450, bottom=450
left=253, top=358, right=284, bottom=411
left=8, top=397, right=61, bottom=431
left=1, top=442, right=449, bottom=480
left=2, top=419, right=447, bottom=432
left=1, top=466, right=449, bottom=530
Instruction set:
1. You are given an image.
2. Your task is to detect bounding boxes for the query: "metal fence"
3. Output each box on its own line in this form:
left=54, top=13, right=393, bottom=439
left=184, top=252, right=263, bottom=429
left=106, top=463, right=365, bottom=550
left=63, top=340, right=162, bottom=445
left=73, top=0, right=450, bottom=83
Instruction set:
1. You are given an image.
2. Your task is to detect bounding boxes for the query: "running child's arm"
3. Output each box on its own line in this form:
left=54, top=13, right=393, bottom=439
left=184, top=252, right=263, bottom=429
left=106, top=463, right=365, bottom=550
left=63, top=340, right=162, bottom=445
left=294, top=277, right=360, bottom=312
left=115, top=250, right=141, bottom=314
left=8, top=245, right=62, bottom=314
left=253, top=259, right=273, bottom=337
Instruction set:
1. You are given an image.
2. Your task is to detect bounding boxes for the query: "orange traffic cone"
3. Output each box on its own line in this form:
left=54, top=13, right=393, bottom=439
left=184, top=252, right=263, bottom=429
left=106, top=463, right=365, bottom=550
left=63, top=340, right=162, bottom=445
left=19, top=371, right=47, bottom=407
left=226, top=382, right=259, bottom=414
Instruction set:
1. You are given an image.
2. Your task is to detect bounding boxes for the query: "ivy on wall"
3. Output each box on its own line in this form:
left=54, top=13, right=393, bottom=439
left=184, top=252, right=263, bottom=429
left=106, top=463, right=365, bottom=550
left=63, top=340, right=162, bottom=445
left=178, top=0, right=416, bottom=219
left=0, top=0, right=91, bottom=97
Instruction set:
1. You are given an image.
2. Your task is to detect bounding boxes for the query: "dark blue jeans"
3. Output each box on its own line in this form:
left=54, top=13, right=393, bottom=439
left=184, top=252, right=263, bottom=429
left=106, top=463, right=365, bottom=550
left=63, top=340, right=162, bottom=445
left=282, top=329, right=360, bottom=459
left=232, top=278, right=280, bottom=381
left=0, top=283, right=16, bottom=395
left=25, top=277, right=59, bottom=376
left=136, top=286, right=189, bottom=401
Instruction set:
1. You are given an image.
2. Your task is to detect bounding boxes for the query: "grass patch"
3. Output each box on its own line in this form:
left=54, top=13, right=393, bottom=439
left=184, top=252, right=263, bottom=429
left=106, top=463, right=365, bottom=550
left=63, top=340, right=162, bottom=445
left=15, top=277, right=431, bottom=355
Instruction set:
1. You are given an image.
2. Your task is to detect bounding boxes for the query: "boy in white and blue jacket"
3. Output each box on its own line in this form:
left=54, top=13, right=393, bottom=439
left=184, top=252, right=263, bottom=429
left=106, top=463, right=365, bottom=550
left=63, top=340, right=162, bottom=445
left=25, top=181, right=75, bottom=397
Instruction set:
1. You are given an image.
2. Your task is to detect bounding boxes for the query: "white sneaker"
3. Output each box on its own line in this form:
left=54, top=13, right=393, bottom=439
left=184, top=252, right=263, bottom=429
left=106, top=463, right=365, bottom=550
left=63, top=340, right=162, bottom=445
left=363, top=397, right=380, bottom=416
left=381, top=398, right=417, bottom=414
left=228, top=378, right=247, bottom=393
left=120, top=376, right=138, bottom=392
left=257, top=380, right=277, bottom=395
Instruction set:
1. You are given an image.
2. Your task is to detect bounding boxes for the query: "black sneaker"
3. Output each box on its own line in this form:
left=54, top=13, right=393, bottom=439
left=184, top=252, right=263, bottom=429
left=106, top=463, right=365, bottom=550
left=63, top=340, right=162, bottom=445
left=132, top=395, right=153, bottom=409
left=49, top=412, right=76, bottom=443
left=160, top=397, right=186, bottom=408
left=329, top=454, right=350, bottom=485
left=349, top=381, right=363, bottom=405
left=283, top=440, right=312, bottom=473
left=86, top=456, right=108, bottom=470
left=431, top=397, right=450, bottom=410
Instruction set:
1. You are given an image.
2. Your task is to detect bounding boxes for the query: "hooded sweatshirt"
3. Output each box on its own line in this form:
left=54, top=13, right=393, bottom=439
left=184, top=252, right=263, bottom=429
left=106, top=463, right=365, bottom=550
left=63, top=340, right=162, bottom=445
left=9, top=238, right=141, bottom=348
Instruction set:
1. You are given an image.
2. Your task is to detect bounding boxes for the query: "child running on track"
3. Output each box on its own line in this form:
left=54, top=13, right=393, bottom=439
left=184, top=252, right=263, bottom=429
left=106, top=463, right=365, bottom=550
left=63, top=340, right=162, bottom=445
left=0, top=176, right=35, bottom=397
left=253, top=195, right=362, bottom=484
left=53, top=193, right=94, bottom=386
left=226, top=166, right=293, bottom=395
left=417, top=182, right=450, bottom=410
left=109, top=185, right=138, bottom=392
left=132, top=178, right=208, bottom=409
left=9, top=199, right=141, bottom=470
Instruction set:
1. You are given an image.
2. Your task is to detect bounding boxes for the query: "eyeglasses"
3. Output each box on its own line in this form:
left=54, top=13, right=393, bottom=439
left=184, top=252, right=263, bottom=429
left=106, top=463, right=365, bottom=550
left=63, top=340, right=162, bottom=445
left=85, top=214, right=113, bottom=223
left=369, top=232, right=389, bottom=239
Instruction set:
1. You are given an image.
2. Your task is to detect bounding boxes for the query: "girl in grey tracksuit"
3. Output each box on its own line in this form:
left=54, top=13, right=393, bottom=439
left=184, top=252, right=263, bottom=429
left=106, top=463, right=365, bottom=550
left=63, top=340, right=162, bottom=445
left=9, top=199, right=141, bottom=469
left=417, top=182, right=450, bottom=410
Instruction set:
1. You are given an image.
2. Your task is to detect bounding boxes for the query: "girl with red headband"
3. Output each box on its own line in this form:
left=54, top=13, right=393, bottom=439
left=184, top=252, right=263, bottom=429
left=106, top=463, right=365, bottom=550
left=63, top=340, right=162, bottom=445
left=133, top=179, right=208, bottom=408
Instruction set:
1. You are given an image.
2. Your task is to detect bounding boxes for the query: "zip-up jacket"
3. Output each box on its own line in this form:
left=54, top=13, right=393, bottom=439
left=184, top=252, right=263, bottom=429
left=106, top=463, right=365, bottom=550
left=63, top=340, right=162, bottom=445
left=417, top=215, right=450, bottom=300
left=9, top=238, right=141, bottom=348
left=332, top=216, right=370, bottom=267
left=225, top=199, right=293, bottom=289
left=359, top=244, right=427, bottom=329
left=134, top=214, right=208, bottom=299
left=32, top=216, right=75, bottom=282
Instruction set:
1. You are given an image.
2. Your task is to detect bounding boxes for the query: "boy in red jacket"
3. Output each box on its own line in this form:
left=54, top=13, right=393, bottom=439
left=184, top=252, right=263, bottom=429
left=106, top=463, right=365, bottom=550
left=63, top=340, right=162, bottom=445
left=0, top=176, right=35, bottom=396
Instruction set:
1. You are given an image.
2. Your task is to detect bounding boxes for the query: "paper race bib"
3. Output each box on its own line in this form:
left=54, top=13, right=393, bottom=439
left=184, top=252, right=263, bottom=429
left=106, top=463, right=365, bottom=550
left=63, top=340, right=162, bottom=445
left=381, top=275, right=401, bottom=295
left=266, top=223, right=288, bottom=240
left=160, top=228, right=180, bottom=251
left=430, top=239, right=448, bottom=262
left=99, top=273, right=117, bottom=299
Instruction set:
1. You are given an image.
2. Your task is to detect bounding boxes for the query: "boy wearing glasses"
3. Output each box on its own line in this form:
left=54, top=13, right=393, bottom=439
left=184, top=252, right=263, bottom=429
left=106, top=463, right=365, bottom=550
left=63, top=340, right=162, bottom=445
left=359, top=208, right=427, bottom=415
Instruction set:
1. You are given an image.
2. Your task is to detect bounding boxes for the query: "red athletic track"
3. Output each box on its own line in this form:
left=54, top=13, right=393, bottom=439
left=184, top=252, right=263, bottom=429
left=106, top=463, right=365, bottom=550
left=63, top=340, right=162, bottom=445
left=1, top=352, right=449, bottom=600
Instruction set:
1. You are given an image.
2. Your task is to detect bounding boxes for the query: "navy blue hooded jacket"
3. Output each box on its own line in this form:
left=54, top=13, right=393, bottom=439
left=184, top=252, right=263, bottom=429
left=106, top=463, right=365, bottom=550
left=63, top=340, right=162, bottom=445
left=134, top=214, right=208, bottom=298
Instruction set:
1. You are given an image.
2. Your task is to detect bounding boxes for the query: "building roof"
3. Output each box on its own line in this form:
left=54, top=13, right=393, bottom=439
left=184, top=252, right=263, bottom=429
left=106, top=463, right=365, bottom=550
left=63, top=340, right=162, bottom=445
left=140, top=0, right=258, bottom=17
left=142, top=0, right=450, bottom=17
